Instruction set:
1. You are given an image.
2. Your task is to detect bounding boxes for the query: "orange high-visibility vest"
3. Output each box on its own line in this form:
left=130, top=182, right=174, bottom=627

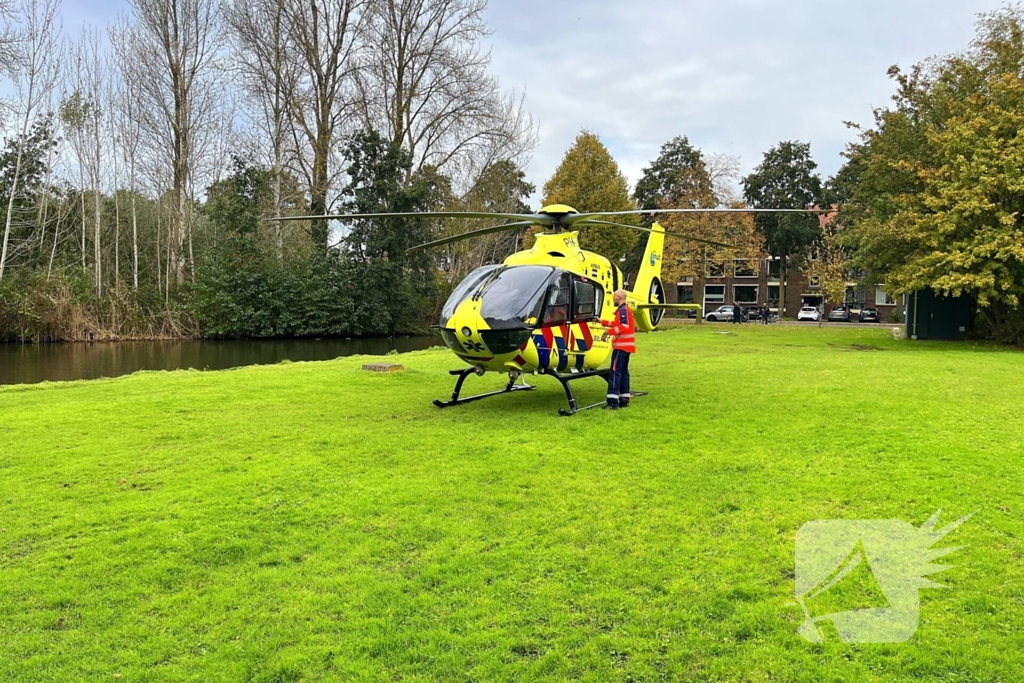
left=608, top=303, right=636, bottom=353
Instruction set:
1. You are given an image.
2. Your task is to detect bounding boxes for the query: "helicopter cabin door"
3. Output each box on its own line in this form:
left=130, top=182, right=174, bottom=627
left=535, top=272, right=609, bottom=372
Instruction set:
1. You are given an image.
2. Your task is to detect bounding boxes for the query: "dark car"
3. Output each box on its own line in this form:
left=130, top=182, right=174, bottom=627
left=827, top=305, right=852, bottom=322
left=858, top=307, right=880, bottom=323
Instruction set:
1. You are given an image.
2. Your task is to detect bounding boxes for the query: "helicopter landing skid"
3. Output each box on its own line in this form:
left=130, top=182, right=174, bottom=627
left=541, top=368, right=650, bottom=417
left=433, top=368, right=535, bottom=409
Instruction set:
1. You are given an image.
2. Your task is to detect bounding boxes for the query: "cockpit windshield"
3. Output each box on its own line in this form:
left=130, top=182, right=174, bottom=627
left=479, top=265, right=555, bottom=329
left=440, top=264, right=502, bottom=325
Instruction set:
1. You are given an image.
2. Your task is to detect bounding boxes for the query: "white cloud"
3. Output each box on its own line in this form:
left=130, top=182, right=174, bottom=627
left=483, top=0, right=1004, bottom=203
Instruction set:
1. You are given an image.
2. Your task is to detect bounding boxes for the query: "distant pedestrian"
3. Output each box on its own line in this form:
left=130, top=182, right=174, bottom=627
left=762, top=306, right=770, bottom=325
left=733, top=303, right=742, bottom=324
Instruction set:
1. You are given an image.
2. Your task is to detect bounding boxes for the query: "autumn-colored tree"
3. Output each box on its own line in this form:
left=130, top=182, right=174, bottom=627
left=839, top=5, right=1024, bottom=342
left=541, top=130, right=638, bottom=260
left=634, top=140, right=762, bottom=312
left=809, top=217, right=846, bottom=325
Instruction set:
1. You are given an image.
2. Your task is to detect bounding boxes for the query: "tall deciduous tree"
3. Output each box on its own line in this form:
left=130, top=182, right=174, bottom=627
left=0, top=0, right=62, bottom=284
left=226, top=0, right=299, bottom=259
left=634, top=136, right=715, bottom=214
left=542, top=130, right=638, bottom=261
left=634, top=139, right=761, bottom=316
left=742, top=140, right=823, bottom=315
left=839, top=5, right=1024, bottom=341
left=118, top=0, right=224, bottom=287
left=282, top=0, right=366, bottom=251
left=355, top=0, right=534, bottom=188
left=809, top=217, right=846, bottom=325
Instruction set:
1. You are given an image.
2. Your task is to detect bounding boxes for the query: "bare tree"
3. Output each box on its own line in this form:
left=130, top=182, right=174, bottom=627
left=116, top=0, right=223, bottom=287
left=62, top=28, right=107, bottom=295
left=280, top=0, right=366, bottom=250
left=0, top=0, right=62, bottom=283
left=109, top=35, right=144, bottom=289
left=0, top=0, right=20, bottom=76
left=354, top=0, right=535, bottom=188
left=226, top=0, right=300, bottom=258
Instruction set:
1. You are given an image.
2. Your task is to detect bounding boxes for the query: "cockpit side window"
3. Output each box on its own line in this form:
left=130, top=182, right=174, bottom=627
left=572, top=278, right=603, bottom=322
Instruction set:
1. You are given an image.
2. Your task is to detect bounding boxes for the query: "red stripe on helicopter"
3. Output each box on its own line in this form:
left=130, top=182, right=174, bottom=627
left=578, top=322, right=593, bottom=350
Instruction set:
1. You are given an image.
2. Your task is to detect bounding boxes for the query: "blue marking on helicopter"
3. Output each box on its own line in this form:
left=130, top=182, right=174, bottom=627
left=533, top=334, right=551, bottom=368
left=573, top=331, right=588, bottom=370
left=553, top=335, right=568, bottom=371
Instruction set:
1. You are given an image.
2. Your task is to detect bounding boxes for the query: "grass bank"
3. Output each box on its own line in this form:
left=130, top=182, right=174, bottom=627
left=1, top=325, right=1022, bottom=681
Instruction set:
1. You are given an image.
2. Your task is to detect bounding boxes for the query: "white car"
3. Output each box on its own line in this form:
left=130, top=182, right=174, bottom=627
left=797, top=306, right=821, bottom=322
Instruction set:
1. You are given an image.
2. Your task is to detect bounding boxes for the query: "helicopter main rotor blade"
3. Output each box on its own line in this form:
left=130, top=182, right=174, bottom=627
left=406, top=220, right=538, bottom=253
left=575, top=219, right=739, bottom=249
left=266, top=211, right=554, bottom=224
left=566, top=208, right=831, bottom=225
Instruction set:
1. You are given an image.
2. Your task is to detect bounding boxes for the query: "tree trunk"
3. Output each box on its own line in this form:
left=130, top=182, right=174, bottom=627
left=131, top=187, right=138, bottom=290
left=156, top=195, right=162, bottom=296
left=0, top=137, right=25, bottom=283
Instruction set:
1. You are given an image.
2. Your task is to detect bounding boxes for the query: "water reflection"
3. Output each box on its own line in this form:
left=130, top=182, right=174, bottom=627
left=0, top=336, right=439, bottom=386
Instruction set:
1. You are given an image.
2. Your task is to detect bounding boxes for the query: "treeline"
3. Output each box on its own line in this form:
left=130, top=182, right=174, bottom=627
left=556, top=5, right=1024, bottom=344
left=0, top=0, right=537, bottom=342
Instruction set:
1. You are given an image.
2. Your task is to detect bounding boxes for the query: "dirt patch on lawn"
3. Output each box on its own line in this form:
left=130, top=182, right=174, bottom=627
left=850, top=344, right=885, bottom=351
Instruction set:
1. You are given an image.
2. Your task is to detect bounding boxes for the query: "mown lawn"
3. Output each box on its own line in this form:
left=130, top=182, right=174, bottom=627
left=1, top=325, right=1022, bottom=681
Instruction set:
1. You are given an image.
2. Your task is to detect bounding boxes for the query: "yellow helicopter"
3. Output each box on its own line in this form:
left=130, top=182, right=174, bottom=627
left=284, top=205, right=822, bottom=415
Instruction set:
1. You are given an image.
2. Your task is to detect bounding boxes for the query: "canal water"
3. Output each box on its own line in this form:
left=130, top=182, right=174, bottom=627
left=0, top=336, right=439, bottom=386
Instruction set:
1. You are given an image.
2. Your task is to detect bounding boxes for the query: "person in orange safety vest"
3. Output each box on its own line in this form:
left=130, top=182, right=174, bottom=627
left=600, top=289, right=635, bottom=409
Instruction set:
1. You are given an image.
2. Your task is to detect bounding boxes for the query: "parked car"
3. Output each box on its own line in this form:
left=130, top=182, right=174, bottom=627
left=797, top=306, right=821, bottom=322
left=704, top=305, right=743, bottom=322
left=858, top=307, right=880, bottom=323
left=827, top=305, right=852, bottom=322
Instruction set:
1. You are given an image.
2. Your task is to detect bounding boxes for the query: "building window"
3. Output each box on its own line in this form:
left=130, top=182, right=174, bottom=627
left=876, top=286, right=895, bottom=305
left=733, top=285, right=758, bottom=304
left=845, top=286, right=866, bottom=307
left=705, top=285, right=725, bottom=305
left=677, top=285, right=694, bottom=304
left=734, top=259, right=757, bottom=277
left=808, top=275, right=821, bottom=289
left=768, top=285, right=780, bottom=306
left=706, top=262, right=726, bottom=278
left=767, top=258, right=781, bottom=279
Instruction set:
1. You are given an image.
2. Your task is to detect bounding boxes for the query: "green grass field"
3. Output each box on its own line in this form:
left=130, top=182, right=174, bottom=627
left=2, top=325, right=1022, bottom=681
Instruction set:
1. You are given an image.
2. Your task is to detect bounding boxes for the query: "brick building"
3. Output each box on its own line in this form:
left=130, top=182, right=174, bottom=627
left=665, top=255, right=904, bottom=320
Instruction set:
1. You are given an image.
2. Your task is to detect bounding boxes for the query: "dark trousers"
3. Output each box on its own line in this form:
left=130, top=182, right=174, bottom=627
left=607, top=349, right=631, bottom=407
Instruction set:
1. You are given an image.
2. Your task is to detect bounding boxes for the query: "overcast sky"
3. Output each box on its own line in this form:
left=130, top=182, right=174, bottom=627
left=61, top=0, right=1006, bottom=202
left=481, top=0, right=1007, bottom=202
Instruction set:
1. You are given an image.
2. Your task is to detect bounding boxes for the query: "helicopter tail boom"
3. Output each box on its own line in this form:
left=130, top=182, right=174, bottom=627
left=629, top=222, right=676, bottom=332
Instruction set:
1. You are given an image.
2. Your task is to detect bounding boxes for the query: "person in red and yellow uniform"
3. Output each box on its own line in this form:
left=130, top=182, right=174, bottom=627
left=600, top=289, right=635, bottom=409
